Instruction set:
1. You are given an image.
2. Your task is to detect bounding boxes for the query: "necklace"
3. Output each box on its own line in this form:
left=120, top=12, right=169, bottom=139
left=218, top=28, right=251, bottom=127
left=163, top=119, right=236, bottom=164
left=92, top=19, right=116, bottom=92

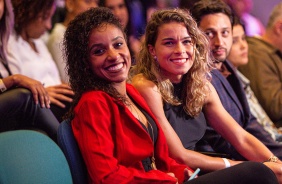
left=147, top=121, right=157, bottom=170
left=126, top=95, right=157, bottom=170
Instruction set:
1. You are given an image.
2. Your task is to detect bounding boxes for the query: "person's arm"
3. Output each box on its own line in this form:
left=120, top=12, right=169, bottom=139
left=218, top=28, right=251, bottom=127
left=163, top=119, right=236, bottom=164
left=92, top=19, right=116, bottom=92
left=72, top=93, right=182, bottom=184
left=204, top=83, right=282, bottom=182
left=131, top=74, right=240, bottom=172
left=2, top=74, right=50, bottom=108
left=203, top=82, right=276, bottom=161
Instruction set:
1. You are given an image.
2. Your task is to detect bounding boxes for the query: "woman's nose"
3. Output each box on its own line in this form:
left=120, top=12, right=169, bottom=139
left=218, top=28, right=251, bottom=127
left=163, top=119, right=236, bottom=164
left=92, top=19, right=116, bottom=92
left=107, top=48, right=119, bottom=61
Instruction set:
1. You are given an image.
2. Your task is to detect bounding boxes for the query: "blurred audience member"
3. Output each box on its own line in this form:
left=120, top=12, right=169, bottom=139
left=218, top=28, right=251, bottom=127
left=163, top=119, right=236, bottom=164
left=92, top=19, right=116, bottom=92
left=0, top=0, right=59, bottom=141
left=239, top=2, right=282, bottom=127
left=99, top=0, right=141, bottom=63
left=48, top=0, right=98, bottom=83
left=190, top=0, right=282, bottom=160
left=7, top=0, right=74, bottom=122
left=224, top=0, right=265, bottom=36
left=146, top=0, right=171, bottom=22
left=228, top=17, right=282, bottom=142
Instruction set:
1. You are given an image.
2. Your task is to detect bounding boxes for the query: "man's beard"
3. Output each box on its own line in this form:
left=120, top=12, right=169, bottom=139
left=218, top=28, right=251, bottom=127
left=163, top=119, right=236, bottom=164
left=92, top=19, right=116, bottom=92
left=212, top=48, right=228, bottom=63
left=213, top=59, right=224, bottom=63
left=211, top=53, right=226, bottom=64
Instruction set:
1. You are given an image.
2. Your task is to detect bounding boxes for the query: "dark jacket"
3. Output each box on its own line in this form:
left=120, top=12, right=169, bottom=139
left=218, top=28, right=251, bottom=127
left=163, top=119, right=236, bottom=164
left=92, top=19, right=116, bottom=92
left=196, top=61, right=282, bottom=160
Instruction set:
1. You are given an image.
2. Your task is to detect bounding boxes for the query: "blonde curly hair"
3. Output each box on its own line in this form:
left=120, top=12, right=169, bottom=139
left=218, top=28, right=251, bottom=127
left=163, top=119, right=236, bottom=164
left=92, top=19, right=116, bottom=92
left=133, top=8, right=213, bottom=117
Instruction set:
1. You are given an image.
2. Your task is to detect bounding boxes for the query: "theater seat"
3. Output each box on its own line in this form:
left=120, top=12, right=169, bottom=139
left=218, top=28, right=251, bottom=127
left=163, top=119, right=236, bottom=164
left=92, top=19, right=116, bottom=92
left=0, top=130, right=72, bottom=184
left=57, top=119, right=88, bottom=184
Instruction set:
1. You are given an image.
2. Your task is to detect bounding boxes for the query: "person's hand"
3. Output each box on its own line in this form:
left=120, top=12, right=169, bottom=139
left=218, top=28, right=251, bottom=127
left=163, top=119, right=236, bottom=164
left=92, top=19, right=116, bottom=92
left=263, top=162, right=282, bottom=183
left=46, top=83, right=74, bottom=108
left=184, top=168, right=194, bottom=181
left=7, top=74, right=50, bottom=108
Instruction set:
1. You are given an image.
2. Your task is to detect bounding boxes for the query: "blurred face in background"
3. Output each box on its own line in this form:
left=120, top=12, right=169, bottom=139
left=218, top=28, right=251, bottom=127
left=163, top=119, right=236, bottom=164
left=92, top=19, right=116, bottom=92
left=227, top=24, right=248, bottom=68
left=104, top=0, right=129, bottom=29
left=227, top=0, right=253, bottom=16
left=66, top=0, right=98, bottom=17
left=0, top=0, right=4, bottom=20
left=23, top=3, right=56, bottom=39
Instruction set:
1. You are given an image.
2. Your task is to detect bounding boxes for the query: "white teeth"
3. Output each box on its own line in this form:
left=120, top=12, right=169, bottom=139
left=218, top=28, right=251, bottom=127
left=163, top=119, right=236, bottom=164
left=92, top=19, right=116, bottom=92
left=107, top=63, right=124, bottom=71
left=171, top=59, right=186, bottom=63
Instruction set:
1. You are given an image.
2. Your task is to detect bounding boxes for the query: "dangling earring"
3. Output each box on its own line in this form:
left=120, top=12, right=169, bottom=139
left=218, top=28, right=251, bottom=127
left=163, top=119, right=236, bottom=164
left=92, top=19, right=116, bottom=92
left=154, top=56, right=157, bottom=61
left=153, top=56, right=160, bottom=72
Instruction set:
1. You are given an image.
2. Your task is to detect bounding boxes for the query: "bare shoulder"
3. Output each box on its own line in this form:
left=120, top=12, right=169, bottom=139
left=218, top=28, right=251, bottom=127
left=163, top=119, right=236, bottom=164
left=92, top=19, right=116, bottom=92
left=131, top=74, right=157, bottom=91
left=131, top=74, right=161, bottom=100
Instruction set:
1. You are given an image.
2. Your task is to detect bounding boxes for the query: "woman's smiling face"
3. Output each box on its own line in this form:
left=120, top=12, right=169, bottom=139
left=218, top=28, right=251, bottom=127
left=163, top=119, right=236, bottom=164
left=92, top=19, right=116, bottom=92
left=148, top=22, right=195, bottom=83
left=88, top=23, right=131, bottom=83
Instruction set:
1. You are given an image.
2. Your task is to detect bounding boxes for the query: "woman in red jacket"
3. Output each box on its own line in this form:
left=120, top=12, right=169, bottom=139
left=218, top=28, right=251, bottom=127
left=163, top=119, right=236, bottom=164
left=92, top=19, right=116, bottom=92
left=63, top=7, right=278, bottom=184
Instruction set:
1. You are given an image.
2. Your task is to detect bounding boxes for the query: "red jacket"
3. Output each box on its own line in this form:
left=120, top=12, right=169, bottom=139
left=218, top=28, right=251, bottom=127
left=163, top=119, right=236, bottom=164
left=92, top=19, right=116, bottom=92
left=72, top=84, right=192, bottom=184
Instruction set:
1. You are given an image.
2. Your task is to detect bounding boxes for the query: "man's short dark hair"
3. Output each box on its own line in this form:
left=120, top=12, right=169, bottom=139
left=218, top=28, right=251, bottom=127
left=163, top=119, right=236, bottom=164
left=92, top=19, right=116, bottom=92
left=190, top=0, right=234, bottom=26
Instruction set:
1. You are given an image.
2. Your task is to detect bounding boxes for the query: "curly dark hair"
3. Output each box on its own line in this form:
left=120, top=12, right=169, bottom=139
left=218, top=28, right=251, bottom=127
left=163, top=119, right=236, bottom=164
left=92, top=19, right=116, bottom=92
left=11, top=0, right=55, bottom=35
left=63, top=7, right=126, bottom=119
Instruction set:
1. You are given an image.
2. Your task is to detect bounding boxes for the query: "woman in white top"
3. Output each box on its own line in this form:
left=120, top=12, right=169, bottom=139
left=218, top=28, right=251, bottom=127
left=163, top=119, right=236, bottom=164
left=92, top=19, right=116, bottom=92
left=7, top=0, right=74, bottom=121
left=0, top=0, right=59, bottom=141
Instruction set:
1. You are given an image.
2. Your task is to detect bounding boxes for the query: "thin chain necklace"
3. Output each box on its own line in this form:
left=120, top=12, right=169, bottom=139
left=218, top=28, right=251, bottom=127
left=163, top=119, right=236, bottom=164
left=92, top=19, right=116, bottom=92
left=126, top=95, right=157, bottom=170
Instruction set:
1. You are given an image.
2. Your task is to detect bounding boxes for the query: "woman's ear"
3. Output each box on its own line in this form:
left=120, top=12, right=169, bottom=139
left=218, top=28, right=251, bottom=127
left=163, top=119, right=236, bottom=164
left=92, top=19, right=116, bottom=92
left=275, top=20, right=282, bottom=35
left=148, top=44, right=156, bottom=57
left=65, top=0, right=74, bottom=13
